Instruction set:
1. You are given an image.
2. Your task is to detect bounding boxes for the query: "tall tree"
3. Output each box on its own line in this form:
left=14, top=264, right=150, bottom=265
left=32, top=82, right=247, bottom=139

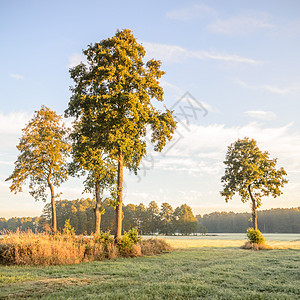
left=65, top=29, right=176, bottom=239
left=220, top=137, right=288, bottom=230
left=6, top=106, right=71, bottom=233
left=68, top=120, right=117, bottom=235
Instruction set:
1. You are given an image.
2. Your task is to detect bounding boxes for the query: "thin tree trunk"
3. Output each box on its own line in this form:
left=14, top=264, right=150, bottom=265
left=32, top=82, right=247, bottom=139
left=47, top=174, right=57, bottom=234
left=115, top=152, right=123, bottom=240
left=248, top=184, right=257, bottom=230
left=94, top=180, right=102, bottom=235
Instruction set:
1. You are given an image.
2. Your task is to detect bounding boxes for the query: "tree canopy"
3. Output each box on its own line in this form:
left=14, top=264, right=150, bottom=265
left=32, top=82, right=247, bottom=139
left=65, top=29, right=176, bottom=238
left=220, top=137, right=288, bottom=229
left=6, top=106, right=71, bottom=232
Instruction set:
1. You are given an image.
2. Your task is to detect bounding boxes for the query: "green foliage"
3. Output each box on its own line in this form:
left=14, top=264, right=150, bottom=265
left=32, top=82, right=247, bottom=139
left=6, top=106, right=71, bottom=202
left=117, top=228, right=142, bottom=257
left=221, top=137, right=288, bottom=206
left=66, top=29, right=176, bottom=169
left=246, top=228, right=266, bottom=244
left=62, top=219, right=75, bottom=236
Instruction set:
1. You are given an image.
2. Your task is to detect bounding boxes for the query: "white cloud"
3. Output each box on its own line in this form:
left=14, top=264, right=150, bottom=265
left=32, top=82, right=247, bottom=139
left=148, top=122, right=300, bottom=175
left=10, top=74, right=24, bottom=80
left=166, top=4, right=216, bottom=21
left=208, top=13, right=274, bottom=35
left=245, top=110, right=277, bottom=121
left=262, top=85, right=294, bottom=95
left=143, top=41, right=259, bottom=64
left=68, top=53, right=87, bottom=68
left=0, top=111, right=32, bottom=134
left=234, top=78, right=296, bottom=95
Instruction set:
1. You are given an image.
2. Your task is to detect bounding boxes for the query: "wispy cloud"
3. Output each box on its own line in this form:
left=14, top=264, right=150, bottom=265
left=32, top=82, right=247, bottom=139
left=208, top=13, right=274, bottom=35
left=0, top=111, right=32, bottom=135
left=244, top=110, right=277, bottom=121
left=166, top=4, right=217, bottom=21
left=10, top=74, right=24, bottom=80
left=143, top=41, right=259, bottom=64
left=234, top=78, right=296, bottom=95
left=68, top=53, right=87, bottom=68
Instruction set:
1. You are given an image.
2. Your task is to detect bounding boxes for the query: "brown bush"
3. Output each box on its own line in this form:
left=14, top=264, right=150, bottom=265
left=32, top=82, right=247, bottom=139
left=140, top=238, right=173, bottom=256
left=241, top=241, right=273, bottom=251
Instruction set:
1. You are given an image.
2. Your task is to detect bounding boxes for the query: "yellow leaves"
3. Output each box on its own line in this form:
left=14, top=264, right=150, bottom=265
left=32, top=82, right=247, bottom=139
left=7, top=106, right=71, bottom=202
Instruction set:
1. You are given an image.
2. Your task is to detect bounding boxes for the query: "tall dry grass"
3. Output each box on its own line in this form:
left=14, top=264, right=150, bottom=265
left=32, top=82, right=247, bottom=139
left=0, top=230, right=172, bottom=266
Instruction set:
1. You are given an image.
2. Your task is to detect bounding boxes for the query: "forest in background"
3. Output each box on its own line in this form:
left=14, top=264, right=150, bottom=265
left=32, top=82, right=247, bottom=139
left=1, top=199, right=299, bottom=234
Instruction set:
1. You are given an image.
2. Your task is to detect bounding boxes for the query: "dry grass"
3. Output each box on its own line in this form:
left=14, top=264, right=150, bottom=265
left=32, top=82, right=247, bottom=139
left=0, top=231, right=85, bottom=265
left=0, top=231, right=172, bottom=266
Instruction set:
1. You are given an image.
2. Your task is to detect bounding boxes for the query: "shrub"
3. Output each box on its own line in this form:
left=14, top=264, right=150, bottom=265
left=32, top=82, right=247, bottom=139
left=241, top=241, right=272, bottom=251
left=63, top=219, right=75, bottom=236
left=140, top=238, right=173, bottom=256
left=86, top=232, right=118, bottom=260
left=118, top=228, right=142, bottom=257
left=246, top=228, right=266, bottom=244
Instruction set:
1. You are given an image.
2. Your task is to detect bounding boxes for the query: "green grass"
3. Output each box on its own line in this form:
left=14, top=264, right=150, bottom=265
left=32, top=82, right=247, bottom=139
left=0, top=247, right=299, bottom=299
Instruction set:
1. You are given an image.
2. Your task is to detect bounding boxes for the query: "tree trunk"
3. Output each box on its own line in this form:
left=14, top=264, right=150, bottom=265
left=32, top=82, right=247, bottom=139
left=248, top=184, right=257, bottom=230
left=115, top=152, right=123, bottom=240
left=47, top=175, right=57, bottom=234
left=94, top=180, right=102, bottom=235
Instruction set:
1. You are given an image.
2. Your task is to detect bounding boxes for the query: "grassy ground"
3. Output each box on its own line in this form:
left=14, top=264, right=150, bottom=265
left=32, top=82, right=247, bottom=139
left=0, top=240, right=299, bottom=299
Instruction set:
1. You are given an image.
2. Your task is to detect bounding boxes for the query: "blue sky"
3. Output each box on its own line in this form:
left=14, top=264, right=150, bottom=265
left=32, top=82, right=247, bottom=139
left=1, top=0, right=300, bottom=218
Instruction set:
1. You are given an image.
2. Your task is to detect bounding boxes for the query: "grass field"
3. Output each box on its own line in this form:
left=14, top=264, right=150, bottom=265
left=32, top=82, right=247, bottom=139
left=1, top=239, right=299, bottom=299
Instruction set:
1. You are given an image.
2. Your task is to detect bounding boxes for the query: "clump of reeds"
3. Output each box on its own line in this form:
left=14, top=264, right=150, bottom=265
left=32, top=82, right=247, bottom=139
left=0, top=228, right=172, bottom=266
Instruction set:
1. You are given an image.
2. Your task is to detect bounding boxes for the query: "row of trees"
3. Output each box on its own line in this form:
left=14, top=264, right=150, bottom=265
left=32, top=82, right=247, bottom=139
left=6, top=29, right=176, bottom=238
left=198, top=208, right=300, bottom=233
left=40, top=199, right=198, bottom=235
left=1, top=201, right=298, bottom=234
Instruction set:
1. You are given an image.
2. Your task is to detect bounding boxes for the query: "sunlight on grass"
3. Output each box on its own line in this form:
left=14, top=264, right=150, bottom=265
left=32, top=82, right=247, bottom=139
left=165, top=238, right=300, bottom=249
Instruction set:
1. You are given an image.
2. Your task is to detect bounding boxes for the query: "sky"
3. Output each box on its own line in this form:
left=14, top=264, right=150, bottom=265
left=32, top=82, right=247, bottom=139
left=0, top=0, right=300, bottom=218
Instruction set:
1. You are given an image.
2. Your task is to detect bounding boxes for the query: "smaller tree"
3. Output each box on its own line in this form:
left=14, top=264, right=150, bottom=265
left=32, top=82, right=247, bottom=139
left=220, top=137, right=287, bottom=230
left=6, top=106, right=71, bottom=233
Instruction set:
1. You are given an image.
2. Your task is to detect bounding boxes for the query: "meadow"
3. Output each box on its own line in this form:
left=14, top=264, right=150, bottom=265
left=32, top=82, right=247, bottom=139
left=1, top=235, right=299, bottom=299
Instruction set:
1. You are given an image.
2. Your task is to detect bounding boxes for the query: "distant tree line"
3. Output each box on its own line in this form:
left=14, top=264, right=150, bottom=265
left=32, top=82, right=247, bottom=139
left=1, top=200, right=299, bottom=234
left=198, top=208, right=300, bottom=233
